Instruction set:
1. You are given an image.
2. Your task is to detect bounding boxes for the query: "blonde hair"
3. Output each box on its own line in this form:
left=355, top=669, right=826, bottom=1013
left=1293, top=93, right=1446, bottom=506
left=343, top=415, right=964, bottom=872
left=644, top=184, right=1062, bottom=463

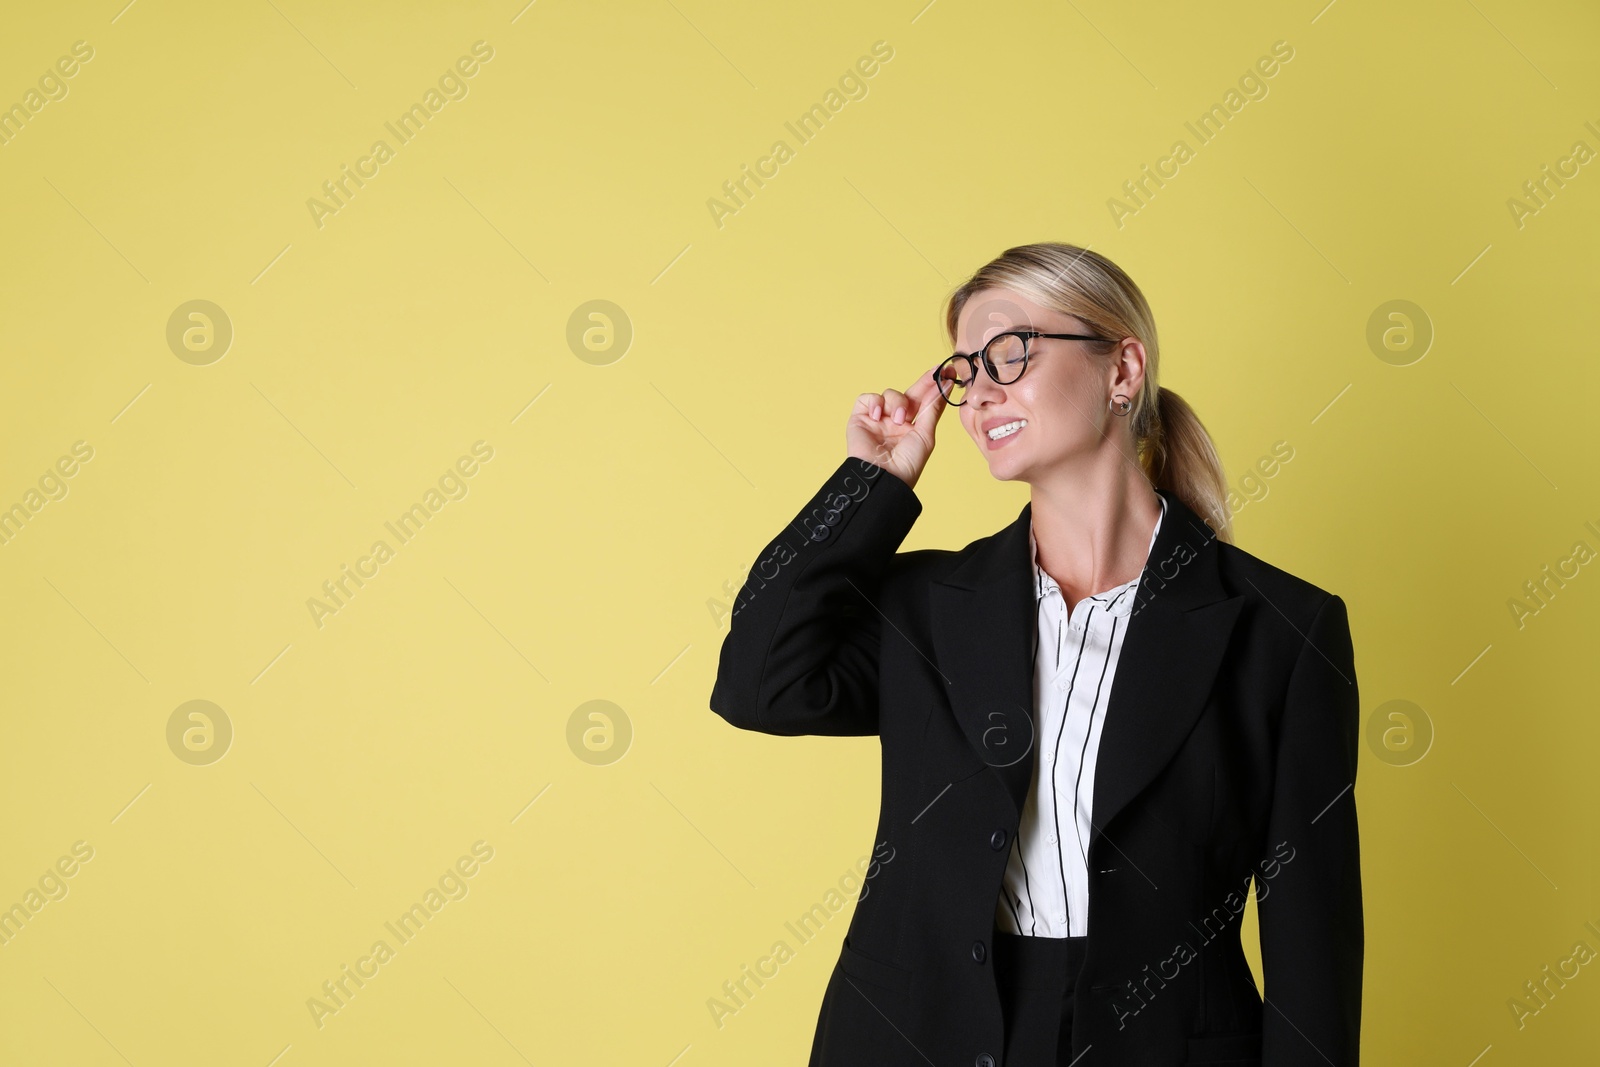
left=943, top=242, right=1233, bottom=543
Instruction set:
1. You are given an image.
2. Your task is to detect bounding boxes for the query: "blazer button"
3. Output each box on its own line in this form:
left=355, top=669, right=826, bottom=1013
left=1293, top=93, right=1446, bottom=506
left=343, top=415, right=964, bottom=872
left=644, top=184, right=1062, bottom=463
left=971, top=939, right=986, bottom=963
left=976, top=1054, right=996, bottom=1067
left=989, top=829, right=1007, bottom=850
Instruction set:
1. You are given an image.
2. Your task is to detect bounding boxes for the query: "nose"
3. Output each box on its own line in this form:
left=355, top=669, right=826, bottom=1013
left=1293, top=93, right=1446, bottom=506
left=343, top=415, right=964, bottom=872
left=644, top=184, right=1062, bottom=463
left=964, top=363, right=1007, bottom=407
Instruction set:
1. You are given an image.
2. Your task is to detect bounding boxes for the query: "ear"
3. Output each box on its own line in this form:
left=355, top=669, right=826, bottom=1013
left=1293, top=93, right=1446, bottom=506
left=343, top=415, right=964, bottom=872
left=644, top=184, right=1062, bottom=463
left=1109, top=337, right=1148, bottom=396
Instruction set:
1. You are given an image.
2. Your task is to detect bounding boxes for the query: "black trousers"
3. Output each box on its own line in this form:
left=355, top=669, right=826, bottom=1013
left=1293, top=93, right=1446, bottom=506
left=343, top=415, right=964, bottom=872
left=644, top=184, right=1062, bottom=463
left=993, top=931, right=1090, bottom=1066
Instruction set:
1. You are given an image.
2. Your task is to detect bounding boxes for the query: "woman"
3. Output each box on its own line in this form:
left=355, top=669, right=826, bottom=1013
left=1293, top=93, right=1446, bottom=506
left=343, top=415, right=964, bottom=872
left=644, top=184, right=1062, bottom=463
left=709, top=243, right=1362, bottom=1066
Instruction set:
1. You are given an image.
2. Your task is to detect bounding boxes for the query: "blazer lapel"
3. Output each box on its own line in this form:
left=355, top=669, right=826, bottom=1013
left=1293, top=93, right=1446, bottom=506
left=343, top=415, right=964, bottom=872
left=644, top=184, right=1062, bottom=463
left=928, top=489, right=1245, bottom=853
left=928, top=505, right=1038, bottom=811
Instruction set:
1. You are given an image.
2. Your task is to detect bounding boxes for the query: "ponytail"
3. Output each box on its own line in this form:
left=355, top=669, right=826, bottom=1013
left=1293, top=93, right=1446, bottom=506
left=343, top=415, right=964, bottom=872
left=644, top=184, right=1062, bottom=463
left=1139, top=386, right=1232, bottom=544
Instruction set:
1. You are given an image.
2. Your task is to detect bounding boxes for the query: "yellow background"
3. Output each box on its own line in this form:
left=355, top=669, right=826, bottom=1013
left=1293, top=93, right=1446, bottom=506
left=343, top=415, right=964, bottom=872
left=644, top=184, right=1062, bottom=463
left=1, top=0, right=1597, bottom=1063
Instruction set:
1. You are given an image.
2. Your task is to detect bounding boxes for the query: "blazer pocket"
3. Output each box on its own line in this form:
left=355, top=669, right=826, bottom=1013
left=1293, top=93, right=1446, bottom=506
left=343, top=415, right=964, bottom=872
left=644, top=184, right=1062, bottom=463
left=1184, top=1029, right=1261, bottom=1065
left=838, top=936, right=913, bottom=992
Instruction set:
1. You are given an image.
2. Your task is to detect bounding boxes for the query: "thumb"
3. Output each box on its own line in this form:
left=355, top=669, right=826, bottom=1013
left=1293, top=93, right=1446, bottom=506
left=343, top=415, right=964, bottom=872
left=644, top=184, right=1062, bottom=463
left=912, top=366, right=949, bottom=433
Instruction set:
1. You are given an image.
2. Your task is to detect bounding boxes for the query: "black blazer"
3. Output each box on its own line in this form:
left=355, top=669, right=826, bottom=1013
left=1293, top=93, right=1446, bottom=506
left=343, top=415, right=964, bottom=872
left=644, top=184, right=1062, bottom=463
left=710, top=456, right=1363, bottom=1067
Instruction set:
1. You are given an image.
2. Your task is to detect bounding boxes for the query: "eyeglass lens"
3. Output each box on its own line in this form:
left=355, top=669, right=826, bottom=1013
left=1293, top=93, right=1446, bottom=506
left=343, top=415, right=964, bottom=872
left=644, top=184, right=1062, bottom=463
left=937, top=333, right=1030, bottom=404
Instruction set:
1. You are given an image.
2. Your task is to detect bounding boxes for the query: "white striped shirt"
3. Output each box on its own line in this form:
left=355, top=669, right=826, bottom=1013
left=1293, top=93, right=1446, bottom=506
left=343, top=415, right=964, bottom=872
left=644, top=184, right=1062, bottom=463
left=994, top=495, right=1167, bottom=938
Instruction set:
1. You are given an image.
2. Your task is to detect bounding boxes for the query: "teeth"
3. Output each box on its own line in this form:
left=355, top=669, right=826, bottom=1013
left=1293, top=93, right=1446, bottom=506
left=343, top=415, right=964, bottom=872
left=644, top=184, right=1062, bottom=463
left=988, top=419, right=1028, bottom=440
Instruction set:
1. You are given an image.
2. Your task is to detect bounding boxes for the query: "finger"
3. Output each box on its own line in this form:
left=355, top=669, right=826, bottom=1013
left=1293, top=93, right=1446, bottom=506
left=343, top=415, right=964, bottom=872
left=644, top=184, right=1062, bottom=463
left=911, top=366, right=949, bottom=428
left=880, top=388, right=909, bottom=425
left=854, top=392, right=885, bottom=421
left=907, top=364, right=950, bottom=411
left=908, top=363, right=943, bottom=400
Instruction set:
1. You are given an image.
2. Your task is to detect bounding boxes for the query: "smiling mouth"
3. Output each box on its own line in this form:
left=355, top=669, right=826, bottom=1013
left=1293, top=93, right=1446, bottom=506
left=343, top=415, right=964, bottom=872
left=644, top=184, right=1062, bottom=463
left=987, top=419, right=1028, bottom=440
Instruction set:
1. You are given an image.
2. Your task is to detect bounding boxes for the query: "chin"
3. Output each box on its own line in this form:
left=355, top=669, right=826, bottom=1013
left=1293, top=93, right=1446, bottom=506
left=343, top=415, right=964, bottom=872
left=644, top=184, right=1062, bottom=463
left=983, top=450, right=1027, bottom=479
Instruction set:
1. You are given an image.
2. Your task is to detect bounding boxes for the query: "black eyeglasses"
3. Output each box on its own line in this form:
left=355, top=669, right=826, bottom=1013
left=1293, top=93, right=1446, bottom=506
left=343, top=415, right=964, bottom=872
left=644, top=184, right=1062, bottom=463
left=934, top=329, right=1115, bottom=405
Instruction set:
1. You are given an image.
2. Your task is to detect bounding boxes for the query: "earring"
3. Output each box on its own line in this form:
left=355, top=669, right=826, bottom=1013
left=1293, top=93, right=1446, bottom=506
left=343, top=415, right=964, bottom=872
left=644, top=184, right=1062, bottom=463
left=1110, top=394, right=1131, bottom=416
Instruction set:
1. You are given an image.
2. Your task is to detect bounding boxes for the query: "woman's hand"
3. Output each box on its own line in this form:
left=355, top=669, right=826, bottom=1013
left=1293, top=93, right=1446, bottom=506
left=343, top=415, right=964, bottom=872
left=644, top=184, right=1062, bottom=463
left=846, top=364, right=948, bottom=492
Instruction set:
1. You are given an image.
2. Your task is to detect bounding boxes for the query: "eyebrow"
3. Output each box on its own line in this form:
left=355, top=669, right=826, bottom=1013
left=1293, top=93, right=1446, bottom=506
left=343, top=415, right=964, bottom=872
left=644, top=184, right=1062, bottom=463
left=951, top=329, right=1025, bottom=355
left=978, top=327, right=1039, bottom=341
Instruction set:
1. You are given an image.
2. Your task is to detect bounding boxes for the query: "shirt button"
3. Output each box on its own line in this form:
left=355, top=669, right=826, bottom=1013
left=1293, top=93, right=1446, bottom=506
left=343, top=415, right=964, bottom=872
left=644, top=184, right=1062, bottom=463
left=1045, top=833, right=1056, bottom=844
left=976, top=1055, right=996, bottom=1067
left=971, top=940, right=986, bottom=963
left=990, top=829, right=1007, bottom=850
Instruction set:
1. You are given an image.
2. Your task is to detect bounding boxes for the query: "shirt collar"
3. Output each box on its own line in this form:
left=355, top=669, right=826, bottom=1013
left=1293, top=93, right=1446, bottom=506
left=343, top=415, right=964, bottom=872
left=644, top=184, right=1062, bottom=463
left=1030, top=494, right=1167, bottom=618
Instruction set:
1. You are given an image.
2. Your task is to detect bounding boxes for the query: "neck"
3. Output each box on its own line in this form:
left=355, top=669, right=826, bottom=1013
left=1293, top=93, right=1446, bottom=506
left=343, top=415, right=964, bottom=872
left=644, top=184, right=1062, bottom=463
left=1029, top=458, right=1163, bottom=606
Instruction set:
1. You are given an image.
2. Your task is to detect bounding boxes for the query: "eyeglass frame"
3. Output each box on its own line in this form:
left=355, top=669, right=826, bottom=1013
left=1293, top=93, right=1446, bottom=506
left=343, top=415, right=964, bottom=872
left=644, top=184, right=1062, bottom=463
left=933, top=329, right=1118, bottom=405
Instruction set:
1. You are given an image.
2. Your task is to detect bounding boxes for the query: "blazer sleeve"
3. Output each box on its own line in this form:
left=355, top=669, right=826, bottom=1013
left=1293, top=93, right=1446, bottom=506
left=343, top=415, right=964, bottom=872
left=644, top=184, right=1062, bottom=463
left=1258, top=592, right=1364, bottom=1065
left=708, top=455, right=922, bottom=737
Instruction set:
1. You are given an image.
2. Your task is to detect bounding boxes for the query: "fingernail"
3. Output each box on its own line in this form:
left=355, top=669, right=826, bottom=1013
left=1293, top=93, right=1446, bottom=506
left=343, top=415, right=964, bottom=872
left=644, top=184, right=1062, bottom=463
left=893, top=407, right=905, bottom=424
